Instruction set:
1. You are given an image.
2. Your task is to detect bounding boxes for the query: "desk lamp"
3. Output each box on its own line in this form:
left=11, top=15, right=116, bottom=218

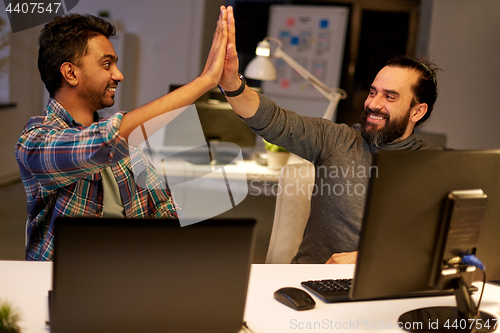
left=244, top=37, right=347, bottom=121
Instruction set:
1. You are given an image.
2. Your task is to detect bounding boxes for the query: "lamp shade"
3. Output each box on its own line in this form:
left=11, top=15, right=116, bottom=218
left=244, top=56, right=277, bottom=81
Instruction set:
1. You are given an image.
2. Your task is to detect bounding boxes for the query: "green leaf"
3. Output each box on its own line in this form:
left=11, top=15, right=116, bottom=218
left=0, top=301, right=21, bottom=333
left=263, top=139, right=288, bottom=152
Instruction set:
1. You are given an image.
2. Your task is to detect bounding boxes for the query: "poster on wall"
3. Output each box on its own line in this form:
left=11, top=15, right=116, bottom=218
left=263, top=5, right=349, bottom=100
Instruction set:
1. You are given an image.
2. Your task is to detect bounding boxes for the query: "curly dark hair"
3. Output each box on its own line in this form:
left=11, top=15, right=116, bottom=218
left=385, top=55, right=439, bottom=126
left=38, top=14, right=116, bottom=97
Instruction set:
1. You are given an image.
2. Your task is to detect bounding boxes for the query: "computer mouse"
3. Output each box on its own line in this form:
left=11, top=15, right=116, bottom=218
left=274, top=287, right=316, bottom=311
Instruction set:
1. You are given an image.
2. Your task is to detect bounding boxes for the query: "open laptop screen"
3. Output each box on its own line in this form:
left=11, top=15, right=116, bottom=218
left=51, top=218, right=256, bottom=333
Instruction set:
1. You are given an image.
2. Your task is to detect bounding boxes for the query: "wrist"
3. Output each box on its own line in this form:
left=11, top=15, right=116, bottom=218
left=193, top=75, right=216, bottom=92
left=222, top=76, right=243, bottom=91
left=219, top=74, right=246, bottom=97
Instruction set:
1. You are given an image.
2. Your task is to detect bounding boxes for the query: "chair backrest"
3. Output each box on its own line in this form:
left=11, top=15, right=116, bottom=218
left=414, top=130, right=447, bottom=148
left=265, top=161, right=315, bottom=264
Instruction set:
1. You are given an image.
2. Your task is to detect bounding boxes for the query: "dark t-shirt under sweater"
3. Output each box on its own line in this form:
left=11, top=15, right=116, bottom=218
left=243, top=93, right=442, bottom=264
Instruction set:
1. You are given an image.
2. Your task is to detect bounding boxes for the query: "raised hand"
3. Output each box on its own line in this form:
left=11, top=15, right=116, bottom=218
left=216, top=6, right=260, bottom=118
left=200, top=6, right=228, bottom=87
left=219, top=6, right=241, bottom=91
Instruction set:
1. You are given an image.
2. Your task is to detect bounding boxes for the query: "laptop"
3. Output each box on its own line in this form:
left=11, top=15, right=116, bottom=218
left=50, top=217, right=256, bottom=333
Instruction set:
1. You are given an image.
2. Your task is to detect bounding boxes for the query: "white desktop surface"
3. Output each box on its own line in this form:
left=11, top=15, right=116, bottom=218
left=0, top=261, right=52, bottom=333
left=245, top=265, right=500, bottom=332
left=154, top=159, right=281, bottom=181
left=0, top=261, right=499, bottom=333
left=150, top=150, right=306, bottom=183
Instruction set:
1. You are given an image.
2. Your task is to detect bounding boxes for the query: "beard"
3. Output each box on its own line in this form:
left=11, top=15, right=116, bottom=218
left=360, top=107, right=411, bottom=146
left=81, top=73, right=116, bottom=111
left=84, top=85, right=115, bottom=110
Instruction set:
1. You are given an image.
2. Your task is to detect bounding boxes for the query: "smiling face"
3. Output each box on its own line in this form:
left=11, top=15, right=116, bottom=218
left=360, top=66, right=421, bottom=146
left=75, top=34, right=123, bottom=112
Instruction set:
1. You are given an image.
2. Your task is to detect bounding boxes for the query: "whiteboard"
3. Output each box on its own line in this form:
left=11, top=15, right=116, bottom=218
left=263, top=5, right=349, bottom=101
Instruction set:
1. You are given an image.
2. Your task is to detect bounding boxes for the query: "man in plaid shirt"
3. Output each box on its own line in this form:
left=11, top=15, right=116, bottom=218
left=15, top=9, right=230, bottom=260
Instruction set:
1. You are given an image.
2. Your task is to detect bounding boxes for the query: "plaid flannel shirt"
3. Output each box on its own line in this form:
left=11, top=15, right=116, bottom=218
left=16, top=98, right=177, bottom=261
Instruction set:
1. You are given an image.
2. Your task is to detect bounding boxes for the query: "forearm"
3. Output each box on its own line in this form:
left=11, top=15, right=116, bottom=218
left=119, top=76, right=215, bottom=140
left=242, top=93, right=338, bottom=164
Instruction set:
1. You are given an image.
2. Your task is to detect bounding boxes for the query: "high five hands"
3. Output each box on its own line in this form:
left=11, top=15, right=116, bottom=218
left=201, top=6, right=241, bottom=92
left=200, top=6, right=228, bottom=88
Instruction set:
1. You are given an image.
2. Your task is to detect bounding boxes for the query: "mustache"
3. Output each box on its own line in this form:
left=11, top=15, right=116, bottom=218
left=361, top=107, right=389, bottom=123
left=364, top=107, right=389, bottom=118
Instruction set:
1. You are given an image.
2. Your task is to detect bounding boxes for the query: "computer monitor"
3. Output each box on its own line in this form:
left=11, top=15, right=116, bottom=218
left=350, top=150, right=500, bottom=332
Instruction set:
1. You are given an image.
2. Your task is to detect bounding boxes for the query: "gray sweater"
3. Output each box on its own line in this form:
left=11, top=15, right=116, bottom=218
left=243, top=93, right=442, bottom=264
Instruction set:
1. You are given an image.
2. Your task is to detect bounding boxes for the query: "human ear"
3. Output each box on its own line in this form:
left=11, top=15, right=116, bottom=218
left=411, top=103, right=428, bottom=124
left=60, top=62, right=78, bottom=87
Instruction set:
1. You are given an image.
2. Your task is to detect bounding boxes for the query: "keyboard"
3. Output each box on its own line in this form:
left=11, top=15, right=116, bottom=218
left=301, top=279, right=353, bottom=302
left=301, top=278, right=479, bottom=303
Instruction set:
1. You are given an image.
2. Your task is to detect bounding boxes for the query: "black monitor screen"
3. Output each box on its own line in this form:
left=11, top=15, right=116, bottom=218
left=350, top=150, right=500, bottom=329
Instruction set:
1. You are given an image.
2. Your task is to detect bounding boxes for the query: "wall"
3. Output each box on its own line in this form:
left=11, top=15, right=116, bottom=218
left=421, top=0, right=500, bottom=149
left=0, top=22, right=41, bottom=185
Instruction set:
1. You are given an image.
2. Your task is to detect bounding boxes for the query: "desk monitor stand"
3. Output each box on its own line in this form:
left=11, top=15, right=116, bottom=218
left=399, top=190, right=496, bottom=333
left=398, top=274, right=496, bottom=333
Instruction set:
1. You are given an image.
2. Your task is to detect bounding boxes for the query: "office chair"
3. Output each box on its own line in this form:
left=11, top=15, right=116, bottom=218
left=413, top=130, right=447, bottom=149
left=265, top=161, right=315, bottom=264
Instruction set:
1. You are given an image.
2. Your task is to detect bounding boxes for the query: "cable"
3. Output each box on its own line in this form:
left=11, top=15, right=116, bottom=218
left=462, top=254, right=485, bottom=271
left=476, top=269, right=486, bottom=310
left=460, top=254, right=487, bottom=311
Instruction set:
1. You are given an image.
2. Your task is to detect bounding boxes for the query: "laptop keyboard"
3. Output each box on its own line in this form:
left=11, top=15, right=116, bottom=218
left=301, top=278, right=353, bottom=302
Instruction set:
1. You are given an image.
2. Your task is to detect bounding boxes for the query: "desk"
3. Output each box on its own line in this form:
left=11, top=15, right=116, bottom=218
left=149, top=151, right=306, bottom=200
left=245, top=265, right=500, bottom=332
left=150, top=149, right=306, bottom=183
left=0, top=261, right=499, bottom=332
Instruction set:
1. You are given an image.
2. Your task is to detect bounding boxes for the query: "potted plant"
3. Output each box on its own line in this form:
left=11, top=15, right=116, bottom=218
left=263, top=139, right=290, bottom=170
left=0, top=301, right=21, bottom=333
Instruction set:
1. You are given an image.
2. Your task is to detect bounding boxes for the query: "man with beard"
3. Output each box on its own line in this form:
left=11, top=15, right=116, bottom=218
left=16, top=10, right=229, bottom=261
left=217, top=6, right=441, bottom=264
